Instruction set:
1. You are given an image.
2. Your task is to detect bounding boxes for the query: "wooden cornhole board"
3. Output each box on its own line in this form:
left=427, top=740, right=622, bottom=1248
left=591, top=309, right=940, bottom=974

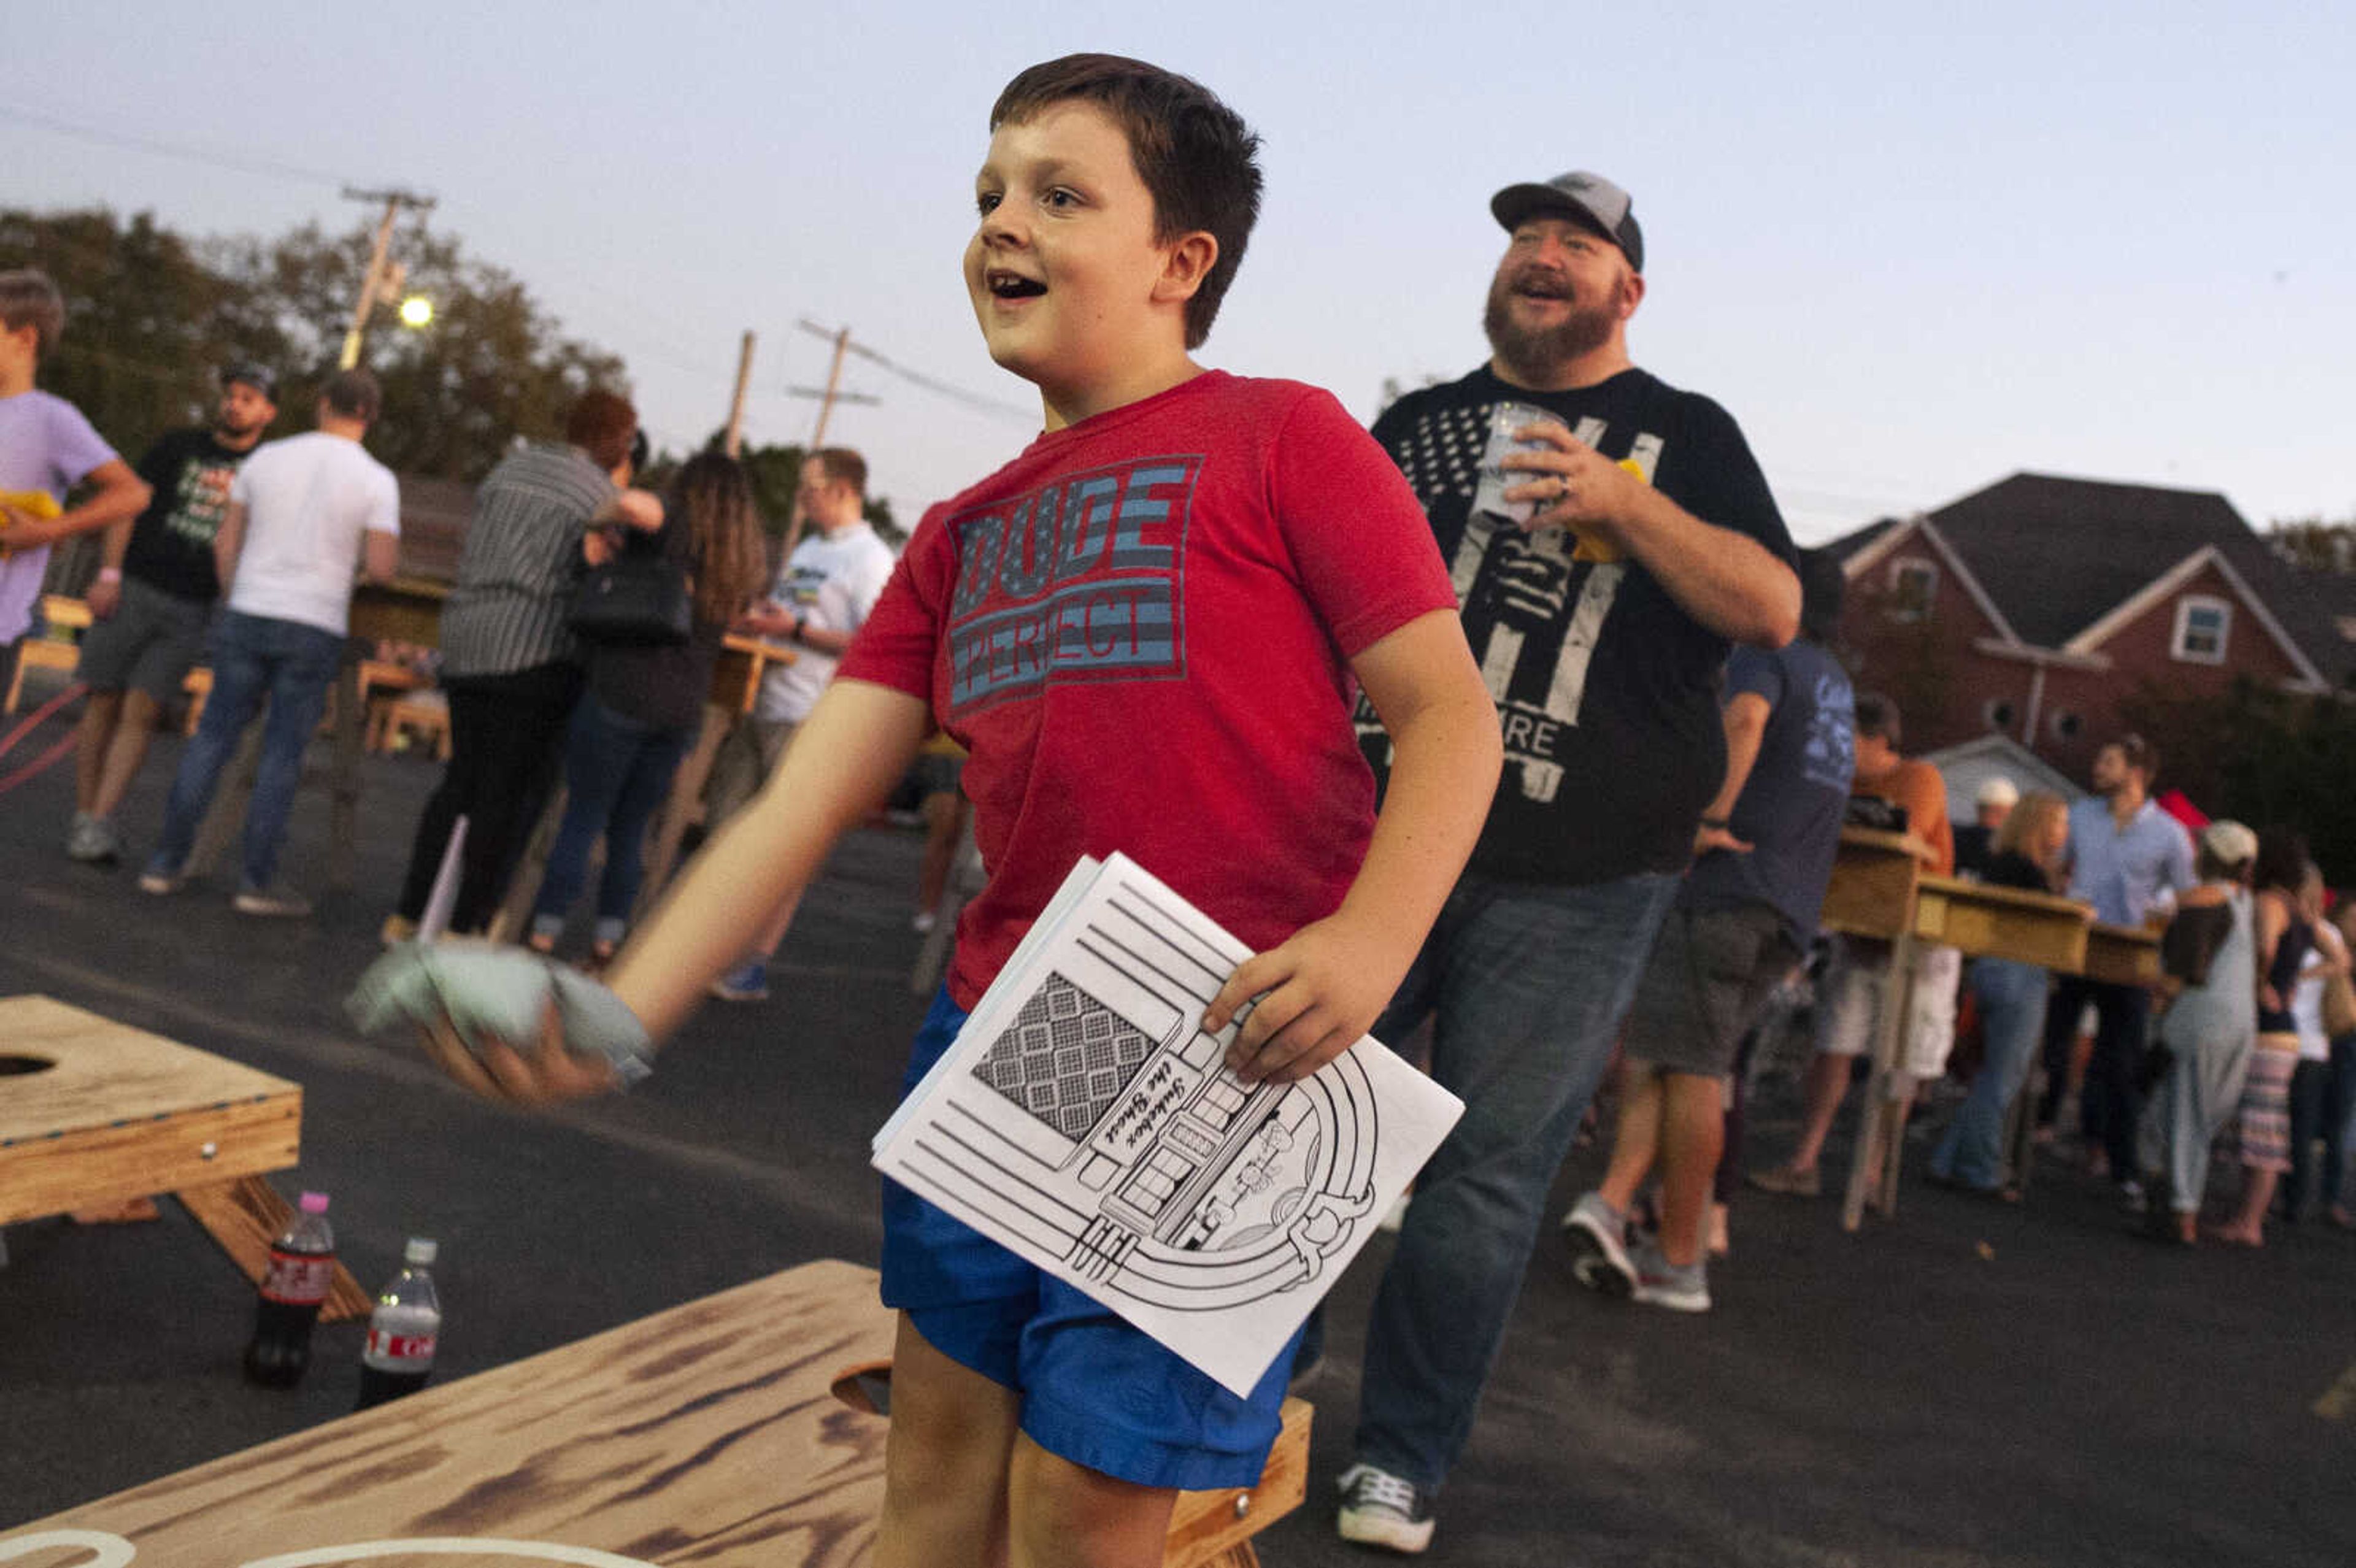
left=0, top=1259, right=1309, bottom=1568
left=0, top=994, right=368, bottom=1320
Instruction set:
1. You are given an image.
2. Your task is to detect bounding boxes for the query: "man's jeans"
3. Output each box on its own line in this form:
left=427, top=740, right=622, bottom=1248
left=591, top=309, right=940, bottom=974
left=1353, top=869, right=1681, bottom=1493
left=150, top=609, right=344, bottom=891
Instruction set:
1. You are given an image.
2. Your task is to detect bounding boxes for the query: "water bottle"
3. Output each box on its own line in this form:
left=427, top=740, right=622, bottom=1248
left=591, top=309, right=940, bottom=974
left=244, top=1191, right=334, bottom=1388
left=356, top=1237, right=442, bottom=1409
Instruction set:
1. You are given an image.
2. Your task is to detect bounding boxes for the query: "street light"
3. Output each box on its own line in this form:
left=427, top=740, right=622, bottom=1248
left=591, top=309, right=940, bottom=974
left=398, top=296, right=434, bottom=330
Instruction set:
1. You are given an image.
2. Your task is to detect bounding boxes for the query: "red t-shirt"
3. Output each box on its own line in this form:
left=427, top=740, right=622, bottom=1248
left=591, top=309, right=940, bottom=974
left=839, top=371, right=1458, bottom=1009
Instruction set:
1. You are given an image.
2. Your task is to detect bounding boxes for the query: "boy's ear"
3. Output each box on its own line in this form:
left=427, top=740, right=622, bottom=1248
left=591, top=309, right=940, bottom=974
left=1152, top=231, right=1219, bottom=308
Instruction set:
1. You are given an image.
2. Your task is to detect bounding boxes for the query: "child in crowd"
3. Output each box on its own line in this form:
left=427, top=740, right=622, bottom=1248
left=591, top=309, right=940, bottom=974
left=409, top=54, right=1499, bottom=1568
left=2144, top=820, right=2258, bottom=1243
left=0, top=269, right=151, bottom=693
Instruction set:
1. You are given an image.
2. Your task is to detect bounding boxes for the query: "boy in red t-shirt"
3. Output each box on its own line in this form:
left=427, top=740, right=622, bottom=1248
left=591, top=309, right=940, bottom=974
left=420, top=53, right=1499, bottom=1568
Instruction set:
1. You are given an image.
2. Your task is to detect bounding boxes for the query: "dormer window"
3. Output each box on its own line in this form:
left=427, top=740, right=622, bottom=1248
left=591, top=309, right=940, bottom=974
left=1888, top=556, right=1938, bottom=621
left=2171, top=596, right=2230, bottom=664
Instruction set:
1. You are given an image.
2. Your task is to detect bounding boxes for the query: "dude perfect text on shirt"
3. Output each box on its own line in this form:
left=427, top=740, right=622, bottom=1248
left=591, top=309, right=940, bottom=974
left=947, top=456, right=1201, bottom=715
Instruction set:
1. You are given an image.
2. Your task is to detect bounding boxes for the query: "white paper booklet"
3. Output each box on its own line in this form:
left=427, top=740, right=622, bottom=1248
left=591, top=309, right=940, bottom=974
left=871, top=852, right=1464, bottom=1397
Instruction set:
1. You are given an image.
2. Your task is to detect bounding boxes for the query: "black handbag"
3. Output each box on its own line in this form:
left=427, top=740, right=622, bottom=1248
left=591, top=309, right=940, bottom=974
left=568, top=551, right=691, bottom=645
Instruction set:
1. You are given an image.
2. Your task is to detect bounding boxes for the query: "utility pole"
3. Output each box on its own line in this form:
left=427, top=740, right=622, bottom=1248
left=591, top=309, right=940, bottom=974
left=338, top=186, right=436, bottom=370
left=782, top=320, right=860, bottom=556
left=723, top=331, right=757, bottom=457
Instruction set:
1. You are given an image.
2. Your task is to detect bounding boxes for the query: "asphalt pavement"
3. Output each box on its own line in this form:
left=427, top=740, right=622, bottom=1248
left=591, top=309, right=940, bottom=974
left=1, top=694, right=2351, bottom=1566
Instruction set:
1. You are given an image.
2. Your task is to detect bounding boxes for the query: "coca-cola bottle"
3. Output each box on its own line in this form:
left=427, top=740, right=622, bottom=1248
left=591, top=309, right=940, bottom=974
left=244, top=1191, right=334, bottom=1388
left=356, top=1237, right=441, bottom=1409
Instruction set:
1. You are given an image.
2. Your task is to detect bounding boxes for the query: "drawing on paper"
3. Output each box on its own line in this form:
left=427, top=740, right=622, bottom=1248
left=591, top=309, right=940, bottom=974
left=874, top=854, right=1460, bottom=1395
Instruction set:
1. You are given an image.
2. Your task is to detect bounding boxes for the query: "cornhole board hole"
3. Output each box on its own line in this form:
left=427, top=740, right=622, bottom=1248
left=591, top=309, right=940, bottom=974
left=0, top=994, right=368, bottom=1320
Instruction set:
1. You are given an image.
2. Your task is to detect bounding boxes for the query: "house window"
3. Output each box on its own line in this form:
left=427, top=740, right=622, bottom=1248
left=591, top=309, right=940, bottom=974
left=1982, top=698, right=2016, bottom=732
left=2171, top=596, right=2230, bottom=664
left=1887, top=556, right=1938, bottom=621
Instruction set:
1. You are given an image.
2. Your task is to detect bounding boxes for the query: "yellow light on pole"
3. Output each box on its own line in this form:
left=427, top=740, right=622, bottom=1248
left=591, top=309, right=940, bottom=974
left=398, top=295, right=434, bottom=329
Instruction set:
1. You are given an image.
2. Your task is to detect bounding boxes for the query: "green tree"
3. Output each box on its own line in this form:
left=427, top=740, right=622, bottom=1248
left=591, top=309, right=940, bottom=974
left=0, top=208, right=282, bottom=465
left=706, top=432, right=901, bottom=548
left=220, top=220, right=628, bottom=481
left=2266, top=513, right=2356, bottom=575
left=0, top=206, right=629, bottom=484
left=2118, top=675, right=2356, bottom=883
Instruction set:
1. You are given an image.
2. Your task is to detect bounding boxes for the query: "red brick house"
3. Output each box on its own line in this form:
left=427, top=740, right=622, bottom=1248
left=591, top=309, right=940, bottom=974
left=1827, top=474, right=2356, bottom=781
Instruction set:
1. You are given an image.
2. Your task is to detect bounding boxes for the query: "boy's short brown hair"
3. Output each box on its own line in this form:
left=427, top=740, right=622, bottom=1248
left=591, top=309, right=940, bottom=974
left=0, top=269, right=67, bottom=357
left=991, top=53, right=1263, bottom=350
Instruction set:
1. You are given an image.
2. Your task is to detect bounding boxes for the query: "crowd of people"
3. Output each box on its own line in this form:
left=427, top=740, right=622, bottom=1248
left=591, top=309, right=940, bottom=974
left=4, top=48, right=2352, bottom=1568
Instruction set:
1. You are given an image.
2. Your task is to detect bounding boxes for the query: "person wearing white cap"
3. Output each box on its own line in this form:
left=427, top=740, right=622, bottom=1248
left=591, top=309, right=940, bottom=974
left=2142, top=819, right=2260, bottom=1242
left=1954, top=774, right=2019, bottom=881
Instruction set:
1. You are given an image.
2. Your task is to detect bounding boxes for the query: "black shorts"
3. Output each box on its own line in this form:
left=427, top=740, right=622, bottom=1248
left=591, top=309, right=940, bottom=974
left=75, top=578, right=212, bottom=702
left=1621, top=901, right=1801, bottom=1079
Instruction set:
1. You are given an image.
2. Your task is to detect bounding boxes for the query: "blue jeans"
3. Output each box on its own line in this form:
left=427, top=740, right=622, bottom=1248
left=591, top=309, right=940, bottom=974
left=1353, top=869, right=1681, bottom=1493
left=1932, top=958, right=2050, bottom=1189
left=529, top=694, right=693, bottom=945
left=149, top=609, right=344, bottom=890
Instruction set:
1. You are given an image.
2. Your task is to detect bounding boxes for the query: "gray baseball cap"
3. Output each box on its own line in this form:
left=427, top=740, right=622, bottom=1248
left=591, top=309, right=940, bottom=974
left=1490, top=171, right=1644, bottom=273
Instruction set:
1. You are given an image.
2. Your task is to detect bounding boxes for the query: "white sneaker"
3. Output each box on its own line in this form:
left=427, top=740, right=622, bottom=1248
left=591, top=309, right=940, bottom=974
left=1563, top=1189, right=1636, bottom=1297
left=1336, top=1462, right=1435, bottom=1555
left=1628, top=1240, right=1712, bottom=1314
left=232, top=883, right=312, bottom=918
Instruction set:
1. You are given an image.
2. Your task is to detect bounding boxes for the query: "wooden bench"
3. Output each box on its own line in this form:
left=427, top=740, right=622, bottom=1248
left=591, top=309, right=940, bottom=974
left=368, top=687, right=452, bottom=759
left=0, top=1259, right=1309, bottom=1568
left=0, top=994, right=369, bottom=1318
left=2, top=594, right=90, bottom=714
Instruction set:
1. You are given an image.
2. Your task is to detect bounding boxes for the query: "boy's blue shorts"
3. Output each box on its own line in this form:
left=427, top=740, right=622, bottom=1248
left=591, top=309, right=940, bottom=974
left=880, top=986, right=1305, bottom=1491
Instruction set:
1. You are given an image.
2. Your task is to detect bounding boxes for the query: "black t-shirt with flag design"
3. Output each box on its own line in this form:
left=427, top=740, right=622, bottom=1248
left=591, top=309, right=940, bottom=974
left=1363, top=364, right=1794, bottom=886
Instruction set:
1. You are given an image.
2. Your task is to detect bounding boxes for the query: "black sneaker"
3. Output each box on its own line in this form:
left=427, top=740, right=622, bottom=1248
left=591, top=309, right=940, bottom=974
left=1336, top=1462, right=1435, bottom=1555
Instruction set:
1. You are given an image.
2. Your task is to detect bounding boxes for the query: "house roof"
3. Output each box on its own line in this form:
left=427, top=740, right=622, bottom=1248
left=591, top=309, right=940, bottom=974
left=1830, top=473, right=2356, bottom=683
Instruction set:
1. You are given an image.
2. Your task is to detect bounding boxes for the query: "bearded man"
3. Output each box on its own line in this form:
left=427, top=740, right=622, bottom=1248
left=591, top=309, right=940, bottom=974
left=1334, top=171, right=1801, bottom=1555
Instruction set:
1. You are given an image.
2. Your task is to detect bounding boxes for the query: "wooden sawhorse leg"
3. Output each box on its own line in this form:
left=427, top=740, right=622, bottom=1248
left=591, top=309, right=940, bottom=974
left=178, top=1174, right=373, bottom=1322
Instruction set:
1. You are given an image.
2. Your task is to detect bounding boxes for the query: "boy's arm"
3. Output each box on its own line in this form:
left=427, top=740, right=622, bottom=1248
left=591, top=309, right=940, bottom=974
left=1, top=459, right=151, bottom=553
left=436, top=678, right=933, bottom=1104
left=1203, top=609, right=1500, bottom=1083
left=212, top=501, right=248, bottom=593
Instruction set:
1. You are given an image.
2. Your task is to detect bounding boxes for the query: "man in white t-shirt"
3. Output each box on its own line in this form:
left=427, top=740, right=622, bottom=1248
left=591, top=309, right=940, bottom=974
left=706, top=446, right=895, bottom=999
left=138, top=369, right=400, bottom=917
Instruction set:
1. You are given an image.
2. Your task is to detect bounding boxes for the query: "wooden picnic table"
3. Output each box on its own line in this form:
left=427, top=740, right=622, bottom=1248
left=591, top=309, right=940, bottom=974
left=0, top=1258, right=1306, bottom=1568
left=0, top=994, right=369, bottom=1318
left=1817, top=828, right=2157, bottom=1229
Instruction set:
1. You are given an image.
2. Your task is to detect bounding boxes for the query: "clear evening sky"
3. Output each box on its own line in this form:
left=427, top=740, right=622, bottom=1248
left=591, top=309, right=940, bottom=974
left=10, top=2, right=2350, bottom=546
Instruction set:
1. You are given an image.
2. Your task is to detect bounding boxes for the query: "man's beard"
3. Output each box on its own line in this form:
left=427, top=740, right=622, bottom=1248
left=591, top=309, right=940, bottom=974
left=1483, top=268, right=1620, bottom=379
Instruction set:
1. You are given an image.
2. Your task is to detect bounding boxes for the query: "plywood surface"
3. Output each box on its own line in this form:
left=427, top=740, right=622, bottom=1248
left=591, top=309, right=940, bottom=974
left=0, top=996, right=301, bottom=1225
left=0, top=996, right=297, bottom=1142
left=1912, top=875, right=2092, bottom=971
left=0, top=1260, right=899, bottom=1568
left=1821, top=829, right=1922, bottom=941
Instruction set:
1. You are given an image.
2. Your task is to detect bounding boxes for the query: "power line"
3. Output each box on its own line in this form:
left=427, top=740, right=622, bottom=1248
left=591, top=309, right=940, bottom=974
left=798, top=319, right=1034, bottom=425
left=0, top=102, right=386, bottom=192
